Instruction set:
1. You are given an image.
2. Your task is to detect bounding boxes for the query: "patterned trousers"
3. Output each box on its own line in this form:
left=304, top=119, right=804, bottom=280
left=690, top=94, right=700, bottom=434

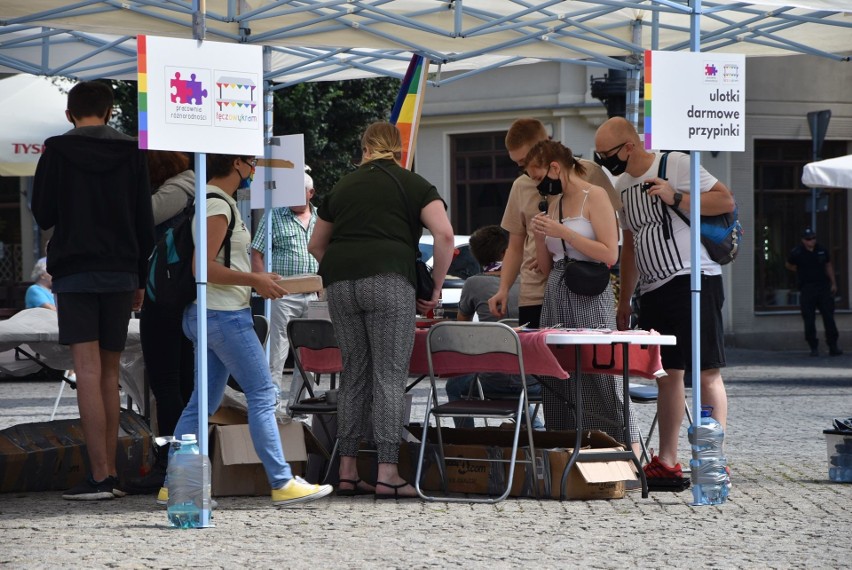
left=539, top=262, right=639, bottom=444
left=326, top=273, right=415, bottom=464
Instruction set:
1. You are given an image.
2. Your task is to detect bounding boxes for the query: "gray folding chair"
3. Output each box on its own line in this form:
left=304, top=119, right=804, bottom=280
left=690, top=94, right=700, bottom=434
left=415, top=321, right=537, bottom=503
left=286, top=318, right=340, bottom=483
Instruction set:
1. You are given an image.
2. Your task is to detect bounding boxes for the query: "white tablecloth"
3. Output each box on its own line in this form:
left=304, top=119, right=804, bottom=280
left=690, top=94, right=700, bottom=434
left=0, top=308, right=146, bottom=408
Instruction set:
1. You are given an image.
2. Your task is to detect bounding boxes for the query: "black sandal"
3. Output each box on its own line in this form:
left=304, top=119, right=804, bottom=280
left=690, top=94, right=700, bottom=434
left=374, top=481, right=419, bottom=500
left=336, top=478, right=374, bottom=497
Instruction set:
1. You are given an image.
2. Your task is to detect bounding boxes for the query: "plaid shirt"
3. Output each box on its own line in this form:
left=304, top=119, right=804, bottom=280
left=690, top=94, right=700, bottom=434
left=251, top=206, right=318, bottom=276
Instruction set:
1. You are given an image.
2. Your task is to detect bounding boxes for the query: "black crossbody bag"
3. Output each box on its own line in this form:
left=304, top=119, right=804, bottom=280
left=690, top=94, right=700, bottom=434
left=558, top=195, right=610, bottom=297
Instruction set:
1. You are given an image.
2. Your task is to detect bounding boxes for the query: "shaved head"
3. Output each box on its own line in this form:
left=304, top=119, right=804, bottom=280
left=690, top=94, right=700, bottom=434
left=595, top=117, right=640, bottom=148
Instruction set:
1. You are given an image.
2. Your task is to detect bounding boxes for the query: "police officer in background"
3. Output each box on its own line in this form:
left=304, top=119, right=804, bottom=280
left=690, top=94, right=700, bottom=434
left=786, top=227, right=843, bottom=357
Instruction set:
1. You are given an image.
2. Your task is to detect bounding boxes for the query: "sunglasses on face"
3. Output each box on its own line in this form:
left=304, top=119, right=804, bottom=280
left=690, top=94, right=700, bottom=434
left=242, top=158, right=258, bottom=168
left=593, top=142, right=627, bottom=162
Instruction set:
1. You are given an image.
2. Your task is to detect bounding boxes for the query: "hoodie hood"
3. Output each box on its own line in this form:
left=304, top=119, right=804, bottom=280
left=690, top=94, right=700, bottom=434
left=45, top=133, right=140, bottom=175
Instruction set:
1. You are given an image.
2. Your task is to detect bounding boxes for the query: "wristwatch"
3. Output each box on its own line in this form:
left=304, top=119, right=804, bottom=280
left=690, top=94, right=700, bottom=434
left=672, top=191, right=683, bottom=208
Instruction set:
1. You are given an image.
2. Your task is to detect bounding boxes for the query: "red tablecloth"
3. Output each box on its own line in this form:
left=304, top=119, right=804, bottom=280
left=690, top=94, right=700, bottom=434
left=298, top=328, right=664, bottom=380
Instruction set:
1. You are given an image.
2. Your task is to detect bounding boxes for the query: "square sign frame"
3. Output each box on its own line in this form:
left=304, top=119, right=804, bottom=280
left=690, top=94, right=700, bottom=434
left=138, top=35, right=264, bottom=155
left=644, top=50, right=745, bottom=152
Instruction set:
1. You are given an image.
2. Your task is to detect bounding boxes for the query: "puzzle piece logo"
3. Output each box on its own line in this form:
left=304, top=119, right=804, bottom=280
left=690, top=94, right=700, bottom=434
left=170, top=72, right=208, bottom=105
left=704, top=64, right=718, bottom=77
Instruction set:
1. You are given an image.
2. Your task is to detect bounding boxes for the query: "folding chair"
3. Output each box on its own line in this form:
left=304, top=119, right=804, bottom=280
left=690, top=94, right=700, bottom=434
left=286, top=318, right=340, bottom=483
left=415, top=321, right=537, bottom=503
left=629, top=382, right=693, bottom=465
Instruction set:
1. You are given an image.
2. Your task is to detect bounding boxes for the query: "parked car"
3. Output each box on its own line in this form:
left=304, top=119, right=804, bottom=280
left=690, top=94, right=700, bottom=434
left=418, top=235, right=481, bottom=318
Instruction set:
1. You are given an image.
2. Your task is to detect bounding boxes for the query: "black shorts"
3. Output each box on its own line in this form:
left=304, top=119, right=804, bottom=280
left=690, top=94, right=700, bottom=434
left=638, top=274, right=726, bottom=372
left=55, top=291, right=134, bottom=352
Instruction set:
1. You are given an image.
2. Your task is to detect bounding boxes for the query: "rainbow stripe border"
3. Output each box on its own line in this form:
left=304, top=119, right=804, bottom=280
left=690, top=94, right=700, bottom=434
left=643, top=49, right=652, bottom=150
left=137, top=35, right=148, bottom=149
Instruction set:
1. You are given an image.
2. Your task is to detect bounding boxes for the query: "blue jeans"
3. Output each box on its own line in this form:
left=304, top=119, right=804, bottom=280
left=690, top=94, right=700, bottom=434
left=445, top=373, right=544, bottom=429
left=173, top=305, right=292, bottom=489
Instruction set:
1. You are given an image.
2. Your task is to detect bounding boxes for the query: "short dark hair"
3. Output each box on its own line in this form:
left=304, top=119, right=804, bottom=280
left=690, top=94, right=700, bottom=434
left=67, top=81, right=114, bottom=122
left=206, top=154, right=254, bottom=180
left=469, top=225, right=509, bottom=267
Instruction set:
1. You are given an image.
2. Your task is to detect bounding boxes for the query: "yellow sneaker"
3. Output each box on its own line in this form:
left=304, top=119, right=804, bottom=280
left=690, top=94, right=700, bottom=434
left=156, top=487, right=168, bottom=506
left=271, top=476, right=333, bottom=507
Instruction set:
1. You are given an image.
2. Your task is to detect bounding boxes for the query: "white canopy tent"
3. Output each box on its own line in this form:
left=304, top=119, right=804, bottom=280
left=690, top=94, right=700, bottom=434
left=802, top=154, right=852, bottom=189
left=2, top=1, right=850, bottom=509
left=0, top=1, right=849, bottom=86
left=0, top=74, right=70, bottom=176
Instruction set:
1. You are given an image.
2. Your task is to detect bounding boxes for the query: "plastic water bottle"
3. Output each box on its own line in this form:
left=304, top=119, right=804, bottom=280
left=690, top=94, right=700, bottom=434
left=166, top=434, right=211, bottom=529
left=688, top=406, right=729, bottom=505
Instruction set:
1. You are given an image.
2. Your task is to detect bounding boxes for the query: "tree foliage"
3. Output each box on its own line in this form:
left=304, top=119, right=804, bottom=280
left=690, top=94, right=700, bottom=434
left=108, top=77, right=400, bottom=197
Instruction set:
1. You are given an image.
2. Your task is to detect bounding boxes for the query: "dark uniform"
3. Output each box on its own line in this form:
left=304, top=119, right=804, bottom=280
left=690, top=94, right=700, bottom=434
left=787, top=239, right=841, bottom=356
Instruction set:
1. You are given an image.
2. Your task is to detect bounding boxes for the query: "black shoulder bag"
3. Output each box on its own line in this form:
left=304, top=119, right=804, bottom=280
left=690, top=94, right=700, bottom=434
left=372, top=161, right=434, bottom=301
left=558, top=195, right=611, bottom=297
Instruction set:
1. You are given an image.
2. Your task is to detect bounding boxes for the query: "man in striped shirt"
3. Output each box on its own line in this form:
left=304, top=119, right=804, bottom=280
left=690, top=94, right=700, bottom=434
left=251, top=171, right=318, bottom=400
left=594, top=117, right=735, bottom=491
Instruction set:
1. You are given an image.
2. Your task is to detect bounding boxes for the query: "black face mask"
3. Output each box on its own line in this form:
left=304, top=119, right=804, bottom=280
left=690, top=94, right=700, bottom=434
left=536, top=166, right=562, bottom=196
left=595, top=152, right=628, bottom=177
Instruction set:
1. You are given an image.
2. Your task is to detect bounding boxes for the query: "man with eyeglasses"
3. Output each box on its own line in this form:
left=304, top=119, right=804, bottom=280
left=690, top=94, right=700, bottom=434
left=251, top=169, right=320, bottom=406
left=786, top=228, right=842, bottom=357
left=488, top=118, right=618, bottom=328
left=593, top=116, right=735, bottom=491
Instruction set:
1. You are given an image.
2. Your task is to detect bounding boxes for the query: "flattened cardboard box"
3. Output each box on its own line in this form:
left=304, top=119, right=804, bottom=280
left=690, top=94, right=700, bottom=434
left=211, top=419, right=309, bottom=496
left=276, top=273, right=323, bottom=295
left=401, top=427, right=635, bottom=500
left=0, top=410, right=152, bottom=493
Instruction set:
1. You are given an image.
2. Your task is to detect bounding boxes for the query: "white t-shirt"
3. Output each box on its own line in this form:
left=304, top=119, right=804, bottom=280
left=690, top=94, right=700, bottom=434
left=617, top=152, right=721, bottom=293
left=192, top=185, right=252, bottom=310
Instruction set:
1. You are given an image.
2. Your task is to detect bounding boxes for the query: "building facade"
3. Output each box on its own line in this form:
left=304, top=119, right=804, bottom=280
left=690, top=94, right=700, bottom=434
left=415, top=54, right=852, bottom=350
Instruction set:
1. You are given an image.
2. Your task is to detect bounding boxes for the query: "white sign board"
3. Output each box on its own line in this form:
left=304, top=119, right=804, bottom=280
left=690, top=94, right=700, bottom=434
left=643, top=51, right=745, bottom=152
left=138, top=35, right=263, bottom=155
left=249, top=135, right=307, bottom=209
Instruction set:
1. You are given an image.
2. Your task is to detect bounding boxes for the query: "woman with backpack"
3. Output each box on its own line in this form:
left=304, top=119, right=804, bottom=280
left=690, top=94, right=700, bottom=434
left=163, top=153, right=333, bottom=507
left=127, top=151, right=196, bottom=495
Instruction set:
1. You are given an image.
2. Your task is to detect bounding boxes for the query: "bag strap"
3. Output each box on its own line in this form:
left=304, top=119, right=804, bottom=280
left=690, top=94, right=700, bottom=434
left=371, top=160, right=423, bottom=260
left=658, top=151, right=693, bottom=229
left=558, top=195, right=571, bottom=260
left=205, top=192, right=237, bottom=268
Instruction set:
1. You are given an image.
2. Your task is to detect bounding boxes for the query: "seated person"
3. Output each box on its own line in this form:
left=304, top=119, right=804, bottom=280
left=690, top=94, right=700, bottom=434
left=445, top=225, right=543, bottom=429
left=25, top=257, right=56, bottom=310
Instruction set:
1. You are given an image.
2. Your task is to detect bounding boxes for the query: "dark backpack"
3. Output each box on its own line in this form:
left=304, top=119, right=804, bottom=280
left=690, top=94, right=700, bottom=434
left=659, top=152, right=743, bottom=265
left=145, top=193, right=236, bottom=308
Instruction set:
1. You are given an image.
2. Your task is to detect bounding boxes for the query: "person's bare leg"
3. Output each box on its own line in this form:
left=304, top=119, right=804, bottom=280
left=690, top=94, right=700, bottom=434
left=337, top=455, right=375, bottom=493
left=700, top=369, right=727, bottom=430
left=71, top=341, right=108, bottom=481
left=376, top=463, right=416, bottom=497
left=100, top=348, right=123, bottom=477
left=655, top=369, right=686, bottom=468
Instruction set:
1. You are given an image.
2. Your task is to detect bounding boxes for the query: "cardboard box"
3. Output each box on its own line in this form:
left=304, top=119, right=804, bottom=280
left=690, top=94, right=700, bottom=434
left=400, top=427, right=635, bottom=500
left=0, top=410, right=153, bottom=493
left=276, top=273, right=323, bottom=294
left=210, top=419, right=309, bottom=496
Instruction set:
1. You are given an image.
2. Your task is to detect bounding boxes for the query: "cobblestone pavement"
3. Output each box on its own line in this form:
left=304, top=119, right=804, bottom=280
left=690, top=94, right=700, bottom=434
left=1, top=347, right=851, bottom=568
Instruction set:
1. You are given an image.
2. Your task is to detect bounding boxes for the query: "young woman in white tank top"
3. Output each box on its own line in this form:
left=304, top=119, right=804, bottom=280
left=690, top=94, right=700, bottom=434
left=523, top=139, right=641, bottom=454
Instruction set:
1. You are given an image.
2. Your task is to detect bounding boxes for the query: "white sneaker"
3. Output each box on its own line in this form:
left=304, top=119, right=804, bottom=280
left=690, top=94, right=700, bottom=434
left=271, top=476, right=333, bottom=507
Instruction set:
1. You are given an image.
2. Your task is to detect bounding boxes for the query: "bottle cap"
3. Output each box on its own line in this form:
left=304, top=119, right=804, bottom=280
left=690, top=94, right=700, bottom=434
left=700, top=405, right=714, bottom=418
left=181, top=434, right=197, bottom=442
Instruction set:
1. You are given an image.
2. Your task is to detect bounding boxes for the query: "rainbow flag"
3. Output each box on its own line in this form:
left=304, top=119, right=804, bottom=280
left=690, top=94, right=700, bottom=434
left=390, top=55, right=429, bottom=170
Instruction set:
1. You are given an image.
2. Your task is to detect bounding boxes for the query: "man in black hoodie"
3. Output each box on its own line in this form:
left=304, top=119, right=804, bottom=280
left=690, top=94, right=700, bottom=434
left=32, top=81, right=155, bottom=501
